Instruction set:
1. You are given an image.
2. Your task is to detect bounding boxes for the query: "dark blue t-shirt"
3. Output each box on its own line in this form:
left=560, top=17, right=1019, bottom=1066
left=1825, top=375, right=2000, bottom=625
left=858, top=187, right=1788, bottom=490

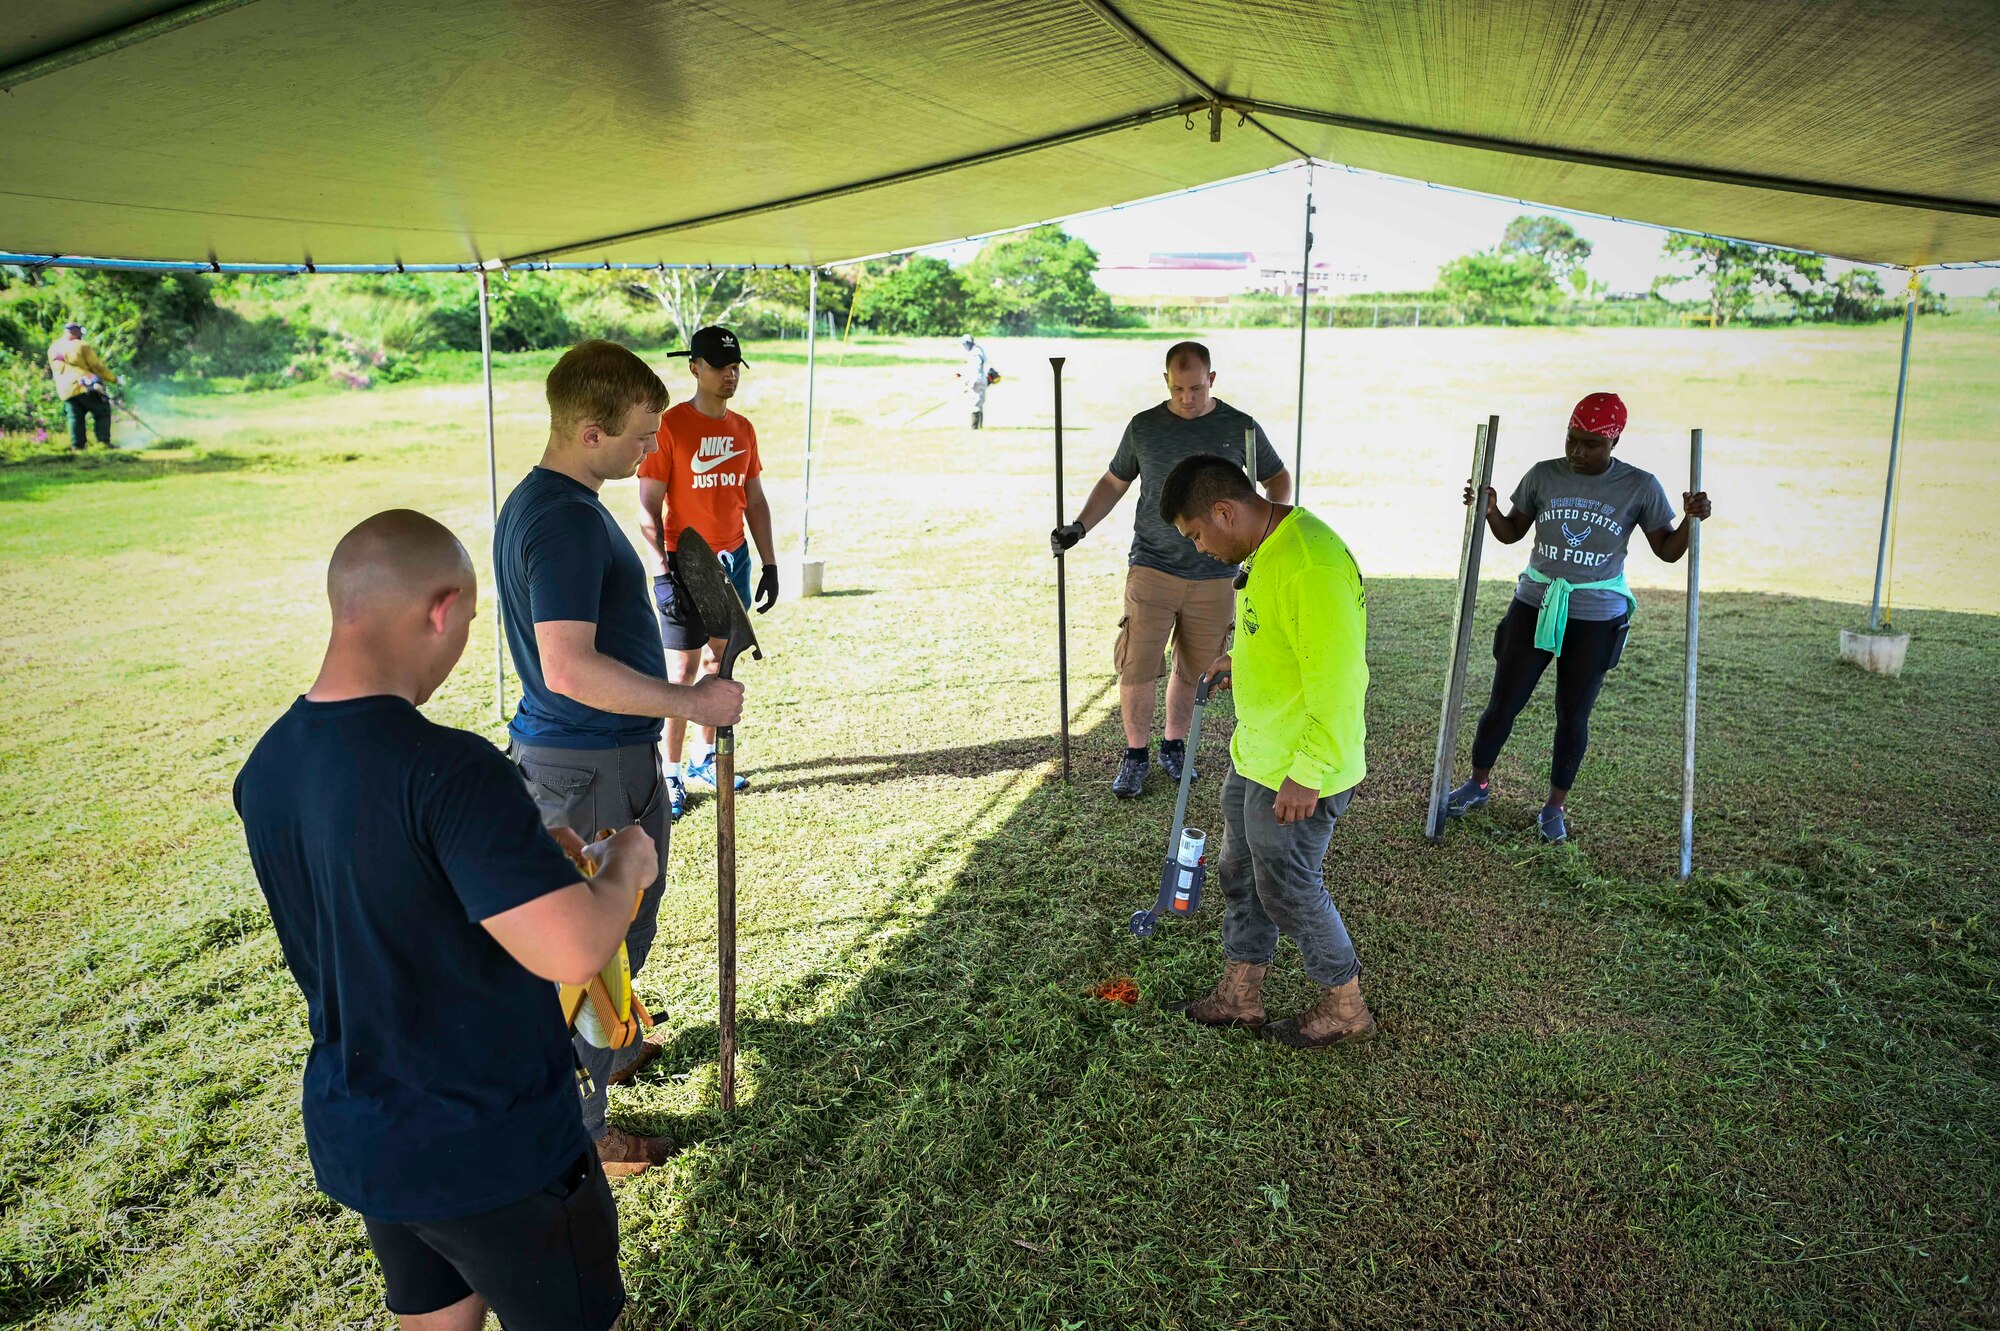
left=234, top=695, right=586, bottom=1223
left=495, top=466, right=665, bottom=748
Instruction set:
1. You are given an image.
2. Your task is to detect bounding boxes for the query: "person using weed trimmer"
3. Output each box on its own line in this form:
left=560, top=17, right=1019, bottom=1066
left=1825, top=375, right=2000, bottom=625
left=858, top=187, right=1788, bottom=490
left=46, top=319, right=121, bottom=450
left=1050, top=341, right=1291, bottom=799
left=496, top=340, right=745, bottom=1175
left=636, top=325, right=778, bottom=820
left=1160, top=453, right=1377, bottom=1050
left=237, top=510, right=655, bottom=1331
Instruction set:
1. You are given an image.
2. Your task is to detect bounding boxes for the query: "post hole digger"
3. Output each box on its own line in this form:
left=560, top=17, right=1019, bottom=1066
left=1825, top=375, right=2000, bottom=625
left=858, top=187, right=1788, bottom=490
left=1129, top=670, right=1218, bottom=938
left=670, top=527, right=763, bottom=1111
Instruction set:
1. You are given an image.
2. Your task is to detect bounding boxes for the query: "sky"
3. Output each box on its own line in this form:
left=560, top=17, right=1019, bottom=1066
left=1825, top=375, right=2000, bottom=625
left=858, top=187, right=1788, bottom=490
left=923, top=162, right=1998, bottom=300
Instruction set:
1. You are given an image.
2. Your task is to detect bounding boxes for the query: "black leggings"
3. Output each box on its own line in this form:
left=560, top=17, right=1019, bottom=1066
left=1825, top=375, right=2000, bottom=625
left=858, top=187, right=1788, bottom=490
left=1469, top=598, right=1629, bottom=792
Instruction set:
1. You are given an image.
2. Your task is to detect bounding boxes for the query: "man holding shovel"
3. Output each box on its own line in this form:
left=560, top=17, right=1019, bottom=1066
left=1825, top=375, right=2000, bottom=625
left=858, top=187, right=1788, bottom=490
left=496, top=339, right=744, bottom=1173
left=636, top=326, right=778, bottom=818
left=1159, top=454, right=1376, bottom=1050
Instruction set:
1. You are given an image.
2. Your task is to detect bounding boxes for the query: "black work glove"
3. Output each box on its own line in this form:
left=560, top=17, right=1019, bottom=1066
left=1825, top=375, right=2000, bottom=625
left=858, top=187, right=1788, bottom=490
left=653, top=552, right=681, bottom=611
left=1050, top=522, right=1085, bottom=557
left=754, top=563, right=778, bottom=614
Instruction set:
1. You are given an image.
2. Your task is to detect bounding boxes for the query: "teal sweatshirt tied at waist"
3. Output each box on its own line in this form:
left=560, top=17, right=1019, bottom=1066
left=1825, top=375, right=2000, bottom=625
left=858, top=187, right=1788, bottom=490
left=1522, top=567, right=1635, bottom=655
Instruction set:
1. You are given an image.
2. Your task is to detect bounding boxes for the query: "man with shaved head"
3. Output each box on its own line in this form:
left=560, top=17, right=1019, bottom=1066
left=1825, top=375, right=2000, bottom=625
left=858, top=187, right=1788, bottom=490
left=495, top=339, right=745, bottom=1170
left=1051, top=340, right=1292, bottom=798
left=237, top=509, right=653, bottom=1331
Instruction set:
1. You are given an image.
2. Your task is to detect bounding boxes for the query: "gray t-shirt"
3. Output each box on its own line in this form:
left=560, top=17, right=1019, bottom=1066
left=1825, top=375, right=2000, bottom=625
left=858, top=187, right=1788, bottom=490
left=1509, top=457, right=1676, bottom=620
left=1109, top=400, right=1284, bottom=580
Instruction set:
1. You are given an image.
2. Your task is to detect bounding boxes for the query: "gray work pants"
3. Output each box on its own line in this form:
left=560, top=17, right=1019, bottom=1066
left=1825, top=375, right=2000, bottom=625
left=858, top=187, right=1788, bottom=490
left=511, top=739, right=669, bottom=1140
left=1216, top=765, right=1362, bottom=987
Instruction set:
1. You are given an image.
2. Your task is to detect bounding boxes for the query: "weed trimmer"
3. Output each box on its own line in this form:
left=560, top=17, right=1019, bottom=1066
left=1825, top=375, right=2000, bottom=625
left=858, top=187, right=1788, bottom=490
left=672, top=528, right=763, bottom=1111
left=1129, top=672, right=1217, bottom=938
left=106, top=391, right=162, bottom=441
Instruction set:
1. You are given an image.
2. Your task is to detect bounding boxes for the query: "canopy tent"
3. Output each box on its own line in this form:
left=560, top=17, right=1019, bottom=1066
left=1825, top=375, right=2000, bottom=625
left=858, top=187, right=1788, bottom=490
left=3, top=0, right=1997, bottom=271
left=2, top=0, right=1990, bottom=672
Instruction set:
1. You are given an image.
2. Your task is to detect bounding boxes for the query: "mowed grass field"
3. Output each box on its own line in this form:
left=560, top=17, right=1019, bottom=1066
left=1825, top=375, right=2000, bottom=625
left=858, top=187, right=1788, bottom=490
left=1, top=322, right=1995, bottom=1328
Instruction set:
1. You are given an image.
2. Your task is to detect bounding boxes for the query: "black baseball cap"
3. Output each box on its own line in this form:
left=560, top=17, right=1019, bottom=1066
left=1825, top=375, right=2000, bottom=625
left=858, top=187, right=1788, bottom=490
left=672, top=326, right=747, bottom=367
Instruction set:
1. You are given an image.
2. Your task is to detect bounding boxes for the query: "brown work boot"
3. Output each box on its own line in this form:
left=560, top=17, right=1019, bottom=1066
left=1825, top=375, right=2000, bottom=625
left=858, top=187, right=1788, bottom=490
left=596, top=1126, right=674, bottom=1178
left=1262, top=977, right=1377, bottom=1050
left=605, top=1031, right=665, bottom=1087
left=1172, top=959, right=1270, bottom=1028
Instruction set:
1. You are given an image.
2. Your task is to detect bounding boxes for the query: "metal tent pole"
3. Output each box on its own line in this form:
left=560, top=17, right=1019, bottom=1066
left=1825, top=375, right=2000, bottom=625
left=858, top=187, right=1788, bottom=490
left=1425, top=417, right=1498, bottom=843
left=1680, top=428, right=1703, bottom=881
left=478, top=269, right=504, bottom=724
left=1051, top=357, right=1072, bottom=782
left=801, top=269, right=819, bottom=561
left=1868, top=275, right=1918, bottom=630
left=1293, top=163, right=1315, bottom=494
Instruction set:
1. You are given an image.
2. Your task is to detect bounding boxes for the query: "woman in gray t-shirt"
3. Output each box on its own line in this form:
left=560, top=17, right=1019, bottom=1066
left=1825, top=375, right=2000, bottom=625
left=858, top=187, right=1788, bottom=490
left=1444, top=392, right=1711, bottom=842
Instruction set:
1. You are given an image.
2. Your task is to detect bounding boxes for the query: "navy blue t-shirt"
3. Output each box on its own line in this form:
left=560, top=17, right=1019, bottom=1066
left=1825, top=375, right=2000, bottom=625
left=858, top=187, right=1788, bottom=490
left=495, top=466, right=665, bottom=748
left=234, top=695, right=586, bottom=1223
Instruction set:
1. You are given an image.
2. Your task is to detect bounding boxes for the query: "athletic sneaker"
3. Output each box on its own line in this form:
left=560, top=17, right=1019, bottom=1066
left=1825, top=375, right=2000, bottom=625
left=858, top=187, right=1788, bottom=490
left=1444, top=777, right=1490, bottom=817
left=1538, top=804, right=1568, bottom=843
left=684, top=754, right=748, bottom=793
left=1157, top=740, right=1197, bottom=784
left=1111, top=752, right=1148, bottom=799
left=665, top=774, right=688, bottom=821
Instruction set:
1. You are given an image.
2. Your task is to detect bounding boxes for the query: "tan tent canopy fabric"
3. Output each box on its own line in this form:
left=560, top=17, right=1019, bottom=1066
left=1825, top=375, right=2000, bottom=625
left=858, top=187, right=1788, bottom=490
left=2, top=0, right=1996, bottom=268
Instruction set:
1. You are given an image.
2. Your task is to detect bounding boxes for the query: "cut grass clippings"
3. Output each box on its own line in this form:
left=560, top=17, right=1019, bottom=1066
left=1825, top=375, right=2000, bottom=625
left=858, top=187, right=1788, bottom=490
left=1, top=326, right=1995, bottom=1328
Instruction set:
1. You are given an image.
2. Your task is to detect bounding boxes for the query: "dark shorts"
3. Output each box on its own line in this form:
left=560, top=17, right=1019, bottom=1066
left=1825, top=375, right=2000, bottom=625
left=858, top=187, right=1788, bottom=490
left=655, top=541, right=752, bottom=651
left=362, top=1149, right=624, bottom=1330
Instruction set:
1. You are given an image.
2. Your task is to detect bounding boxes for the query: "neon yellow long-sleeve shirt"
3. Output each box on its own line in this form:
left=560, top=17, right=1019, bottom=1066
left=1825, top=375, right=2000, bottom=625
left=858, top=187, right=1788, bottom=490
left=1228, top=507, right=1369, bottom=795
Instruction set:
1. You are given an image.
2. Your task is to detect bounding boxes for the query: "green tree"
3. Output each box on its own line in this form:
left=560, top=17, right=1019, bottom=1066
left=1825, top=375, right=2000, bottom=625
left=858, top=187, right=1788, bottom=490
left=1500, top=214, right=1594, bottom=293
left=1435, top=250, right=1558, bottom=310
left=962, top=226, right=1114, bottom=333
left=851, top=257, right=967, bottom=335
left=1656, top=235, right=1825, bottom=325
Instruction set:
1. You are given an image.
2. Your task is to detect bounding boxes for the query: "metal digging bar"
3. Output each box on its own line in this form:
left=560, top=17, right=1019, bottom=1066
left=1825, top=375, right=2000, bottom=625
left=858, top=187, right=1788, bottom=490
left=672, top=528, right=764, bottom=1112
left=1425, top=416, right=1499, bottom=843
left=1680, top=429, right=1704, bottom=881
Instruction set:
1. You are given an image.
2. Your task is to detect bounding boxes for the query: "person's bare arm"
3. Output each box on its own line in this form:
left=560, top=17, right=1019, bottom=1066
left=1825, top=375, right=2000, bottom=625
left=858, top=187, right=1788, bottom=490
left=1262, top=468, right=1294, bottom=505
left=1644, top=490, right=1712, bottom=563
left=482, top=825, right=655, bottom=984
left=536, top=620, right=743, bottom=726
left=637, top=478, right=671, bottom=577
left=1075, top=471, right=1133, bottom=531
left=1464, top=483, right=1534, bottom=543
left=743, top=475, right=777, bottom=567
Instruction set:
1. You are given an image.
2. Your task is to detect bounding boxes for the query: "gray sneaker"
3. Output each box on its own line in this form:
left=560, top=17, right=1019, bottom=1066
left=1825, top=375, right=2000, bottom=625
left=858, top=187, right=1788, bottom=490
left=1444, top=777, right=1490, bottom=817
left=1538, top=804, right=1568, bottom=843
left=1111, top=752, right=1148, bottom=798
left=1157, top=742, right=1195, bottom=784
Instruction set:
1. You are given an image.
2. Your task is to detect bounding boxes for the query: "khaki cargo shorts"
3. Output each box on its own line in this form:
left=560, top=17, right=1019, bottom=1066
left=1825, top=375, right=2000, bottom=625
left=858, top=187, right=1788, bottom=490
left=1114, top=565, right=1235, bottom=686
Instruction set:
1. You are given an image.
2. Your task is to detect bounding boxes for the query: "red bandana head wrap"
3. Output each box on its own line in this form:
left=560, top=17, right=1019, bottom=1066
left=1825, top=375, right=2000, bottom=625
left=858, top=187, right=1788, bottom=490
left=1568, top=392, right=1627, bottom=440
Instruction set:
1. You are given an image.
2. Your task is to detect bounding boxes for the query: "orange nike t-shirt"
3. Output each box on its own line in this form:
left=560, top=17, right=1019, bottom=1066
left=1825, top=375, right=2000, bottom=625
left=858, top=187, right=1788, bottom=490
left=640, top=401, right=763, bottom=553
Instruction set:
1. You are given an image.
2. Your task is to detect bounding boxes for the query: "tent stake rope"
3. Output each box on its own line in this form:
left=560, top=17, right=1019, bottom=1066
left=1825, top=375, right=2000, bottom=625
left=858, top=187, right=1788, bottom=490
left=1869, top=271, right=1919, bottom=631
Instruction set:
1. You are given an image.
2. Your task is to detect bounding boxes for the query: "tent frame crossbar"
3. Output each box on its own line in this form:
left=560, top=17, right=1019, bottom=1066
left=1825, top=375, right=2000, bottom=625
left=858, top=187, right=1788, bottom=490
left=0, top=253, right=814, bottom=275
left=1227, top=99, right=2000, bottom=222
